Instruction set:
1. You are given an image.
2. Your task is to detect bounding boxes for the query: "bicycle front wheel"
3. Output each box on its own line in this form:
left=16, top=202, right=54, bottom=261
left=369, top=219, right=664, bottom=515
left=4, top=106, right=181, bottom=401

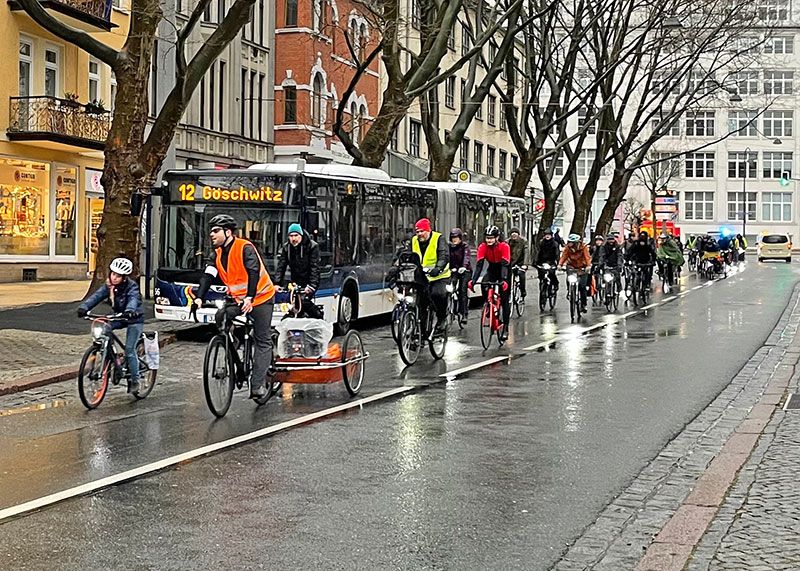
left=514, top=283, right=525, bottom=317
left=134, top=339, right=158, bottom=399
left=78, top=345, right=110, bottom=410
left=398, top=310, right=421, bottom=366
left=480, top=303, right=494, bottom=349
left=203, top=335, right=234, bottom=418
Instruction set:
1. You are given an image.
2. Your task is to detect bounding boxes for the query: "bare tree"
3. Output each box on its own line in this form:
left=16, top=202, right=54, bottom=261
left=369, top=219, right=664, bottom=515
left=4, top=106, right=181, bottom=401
left=17, top=0, right=260, bottom=288
left=633, top=150, right=682, bottom=236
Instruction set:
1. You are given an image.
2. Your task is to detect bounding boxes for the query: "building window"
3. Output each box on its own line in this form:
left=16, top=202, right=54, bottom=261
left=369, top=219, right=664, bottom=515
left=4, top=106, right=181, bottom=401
left=499, top=150, right=507, bottom=179
left=578, top=107, right=596, bottom=134
left=511, top=154, right=518, bottom=172
left=499, top=105, right=507, bottom=131
left=209, top=62, right=216, bottom=130
left=757, top=0, right=789, bottom=21
left=284, top=86, right=297, bottom=123
left=350, top=102, right=359, bottom=144
left=447, top=24, right=455, bottom=51
left=577, top=150, right=595, bottom=177
left=461, top=27, right=472, bottom=57
left=488, top=42, right=497, bottom=64
left=732, top=71, right=759, bottom=96
left=313, top=0, right=327, bottom=32
left=763, top=110, right=793, bottom=137
left=475, top=98, right=482, bottom=121
left=764, top=70, right=793, bottom=95
left=285, top=0, right=297, bottom=27
left=0, top=158, right=51, bottom=256
left=487, top=146, right=496, bottom=177
left=688, top=70, right=715, bottom=95
left=460, top=139, right=469, bottom=169
left=683, top=191, right=714, bottom=221
left=460, top=78, right=466, bottom=104
left=19, top=39, right=32, bottom=98
left=727, top=192, right=757, bottom=221
left=44, top=46, right=59, bottom=97
left=88, top=58, right=100, bottom=103
left=763, top=152, right=793, bottom=179
left=110, top=73, right=117, bottom=112
left=685, top=152, right=715, bottom=178
left=728, top=151, right=758, bottom=178
left=545, top=153, right=564, bottom=176
left=311, top=73, right=324, bottom=127
left=488, top=95, right=496, bottom=126
left=411, top=0, right=421, bottom=29
left=685, top=111, right=715, bottom=136
left=728, top=110, right=757, bottom=136
left=474, top=142, right=483, bottom=173
left=445, top=76, right=455, bottom=109
left=409, top=119, right=421, bottom=156
left=765, top=35, right=794, bottom=54
left=652, top=117, right=681, bottom=137
left=219, top=61, right=226, bottom=131
left=358, top=104, right=367, bottom=144
left=390, top=125, right=399, bottom=151
left=762, top=192, right=792, bottom=221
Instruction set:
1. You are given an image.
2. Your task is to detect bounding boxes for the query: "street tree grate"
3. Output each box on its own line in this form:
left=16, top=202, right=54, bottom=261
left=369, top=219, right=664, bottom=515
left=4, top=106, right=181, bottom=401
left=783, top=393, right=800, bottom=410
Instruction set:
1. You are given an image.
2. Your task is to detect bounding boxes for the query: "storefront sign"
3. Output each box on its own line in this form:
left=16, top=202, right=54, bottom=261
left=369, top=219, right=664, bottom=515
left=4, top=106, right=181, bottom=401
left=171, top=182, right=285, bottom=204
left=85, top=169, right=104, bottom=197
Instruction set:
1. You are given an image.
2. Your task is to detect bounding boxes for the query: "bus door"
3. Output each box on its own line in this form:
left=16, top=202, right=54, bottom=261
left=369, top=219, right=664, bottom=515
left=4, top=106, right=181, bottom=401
left=334, top=180, right=360, bottom=288
left=303, top=176, right=335, bottom=289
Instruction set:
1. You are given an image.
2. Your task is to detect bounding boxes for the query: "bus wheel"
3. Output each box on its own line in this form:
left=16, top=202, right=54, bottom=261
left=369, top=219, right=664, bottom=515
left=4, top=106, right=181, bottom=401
left=335, top=293, right=355, bottom=335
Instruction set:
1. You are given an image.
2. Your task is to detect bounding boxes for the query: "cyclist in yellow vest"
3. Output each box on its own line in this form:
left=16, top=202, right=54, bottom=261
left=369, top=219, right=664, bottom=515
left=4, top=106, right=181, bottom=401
left=411, top=218, right=451, bottom=336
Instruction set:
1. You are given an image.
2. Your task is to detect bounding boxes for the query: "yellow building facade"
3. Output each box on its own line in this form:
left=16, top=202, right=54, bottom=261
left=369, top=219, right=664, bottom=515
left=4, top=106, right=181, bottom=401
left=0, top=0, right=128, bottom=282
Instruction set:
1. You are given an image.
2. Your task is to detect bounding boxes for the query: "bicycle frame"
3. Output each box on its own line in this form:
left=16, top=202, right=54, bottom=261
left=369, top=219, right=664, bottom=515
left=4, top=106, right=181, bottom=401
left=89, top=318, right=130, bottom=381
left=217, top=305, right=254, bottom=388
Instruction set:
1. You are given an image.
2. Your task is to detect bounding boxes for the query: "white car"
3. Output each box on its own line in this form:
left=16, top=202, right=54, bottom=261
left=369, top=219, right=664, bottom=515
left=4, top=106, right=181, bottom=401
left=757, top=233, right=792, bottom=263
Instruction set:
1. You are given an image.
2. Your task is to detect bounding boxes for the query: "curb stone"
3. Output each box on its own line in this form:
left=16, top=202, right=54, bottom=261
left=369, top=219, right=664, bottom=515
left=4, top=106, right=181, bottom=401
left=552, top=283, right=800, bottom=571
left=0, top=332, right=178, bottom=396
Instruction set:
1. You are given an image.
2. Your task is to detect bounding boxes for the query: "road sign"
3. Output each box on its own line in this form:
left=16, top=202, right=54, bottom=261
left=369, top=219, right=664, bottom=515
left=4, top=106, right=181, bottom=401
left=534, top=198, right=545, bottom=212
left=457, top=170, right=471, bottom=183
left=655, top=197, right=677, bottom=205
left=655, top=204, right=677, bottom=213
left=655, top=212, right=672, bottom=220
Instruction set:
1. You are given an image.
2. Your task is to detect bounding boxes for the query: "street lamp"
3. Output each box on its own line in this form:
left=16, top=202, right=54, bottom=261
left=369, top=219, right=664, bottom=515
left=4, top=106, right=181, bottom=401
left=740, top=139, right=781, bottom=240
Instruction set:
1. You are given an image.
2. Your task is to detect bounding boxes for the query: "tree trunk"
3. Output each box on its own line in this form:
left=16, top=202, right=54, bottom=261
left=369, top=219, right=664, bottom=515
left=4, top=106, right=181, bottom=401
left=354, top=83, right=409, bottom=168
left=569, top=180, right=598, bottom=237
left=509, top=152, right=536, bottom=198
left=427, top=144, right=458, bottom=181
left=595, top=170, right=632, bottom=236
left=530, top=189, right=559, bottom=261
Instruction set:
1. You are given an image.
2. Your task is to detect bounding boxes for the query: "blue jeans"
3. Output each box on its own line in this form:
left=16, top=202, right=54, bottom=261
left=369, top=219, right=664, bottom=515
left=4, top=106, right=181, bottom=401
left=112, top=321, right=144, bottom=382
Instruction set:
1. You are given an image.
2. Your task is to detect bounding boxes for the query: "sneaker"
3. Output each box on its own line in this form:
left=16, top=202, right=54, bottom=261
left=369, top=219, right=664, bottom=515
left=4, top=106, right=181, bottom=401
left=128, top=380, right=140, bottom=395
left=250, top=385, right=268, bottom=400
left=460, top=314, right=468, bottom=325
left=499, top=329, right=509, bottom=342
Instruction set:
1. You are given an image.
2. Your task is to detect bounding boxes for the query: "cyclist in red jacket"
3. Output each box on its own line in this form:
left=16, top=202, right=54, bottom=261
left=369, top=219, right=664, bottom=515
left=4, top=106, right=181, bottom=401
left=469, top=225, right=512, bottom=340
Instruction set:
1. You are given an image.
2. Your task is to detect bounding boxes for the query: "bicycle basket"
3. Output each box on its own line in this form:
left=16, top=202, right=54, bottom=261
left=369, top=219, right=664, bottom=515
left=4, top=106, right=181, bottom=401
left=396, top=263, right=421, bottom=285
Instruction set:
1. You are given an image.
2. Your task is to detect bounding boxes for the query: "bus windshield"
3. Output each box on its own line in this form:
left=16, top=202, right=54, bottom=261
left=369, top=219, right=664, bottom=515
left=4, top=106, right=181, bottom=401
left=160, top=173, right=301, bottom=273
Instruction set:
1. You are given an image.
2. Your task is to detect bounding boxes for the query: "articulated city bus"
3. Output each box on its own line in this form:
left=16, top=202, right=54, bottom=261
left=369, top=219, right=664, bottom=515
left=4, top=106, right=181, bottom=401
left=154, top=162, right=526, bottom=329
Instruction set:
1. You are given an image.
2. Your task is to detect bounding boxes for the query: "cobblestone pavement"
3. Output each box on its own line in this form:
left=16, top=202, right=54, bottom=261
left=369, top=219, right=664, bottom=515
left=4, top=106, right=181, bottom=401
left=553, top=283, right=800, bottom=570
left=0, top=341, right=204, bottom=412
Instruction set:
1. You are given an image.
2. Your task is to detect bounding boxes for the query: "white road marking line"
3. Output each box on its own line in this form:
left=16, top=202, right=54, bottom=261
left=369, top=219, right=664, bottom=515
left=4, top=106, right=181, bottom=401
left=621, top=311, right=639, bottom=319
left=663, top=296, right=677, bottom=303
left=0, top=385, right=416, bottom=524
left=692, top=285, right=704, bottom=291
left=523, top=339, right=557, bottom=351
left=440, top=356, right=508, bottom=378
left=642, top=303, right=658, bottom=310
left=783, top=393, right=794, bottom=411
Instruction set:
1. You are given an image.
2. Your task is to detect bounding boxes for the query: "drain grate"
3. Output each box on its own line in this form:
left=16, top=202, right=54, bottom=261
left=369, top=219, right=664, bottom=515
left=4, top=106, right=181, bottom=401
left=783, top=393, right=800, bottom=410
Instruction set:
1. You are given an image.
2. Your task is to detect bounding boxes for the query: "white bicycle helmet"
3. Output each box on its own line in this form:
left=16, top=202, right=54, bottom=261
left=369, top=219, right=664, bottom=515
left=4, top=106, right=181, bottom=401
left=109, top=257, right=133, bottom=276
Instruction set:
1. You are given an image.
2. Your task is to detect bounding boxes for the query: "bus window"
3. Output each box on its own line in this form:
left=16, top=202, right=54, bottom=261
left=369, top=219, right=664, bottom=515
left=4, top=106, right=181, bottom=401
left=359, top=184, right=391, bottom=265
left=335, top=181, right=358, bottom=266
left=305, top=177, right=334, bottom=272
left=457, top=194, right=491, bottom=248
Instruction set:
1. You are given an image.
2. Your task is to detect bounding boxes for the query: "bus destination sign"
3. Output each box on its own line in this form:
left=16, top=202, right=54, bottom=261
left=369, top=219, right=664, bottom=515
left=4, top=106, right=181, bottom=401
left=173, top=182, right=284, bottom=204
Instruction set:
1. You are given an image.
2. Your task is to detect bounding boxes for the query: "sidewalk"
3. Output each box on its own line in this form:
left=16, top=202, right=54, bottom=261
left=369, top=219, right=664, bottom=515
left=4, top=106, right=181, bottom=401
left=554, top=282, right=800, bottom=570
left=0, top=279, right=90, bottom=309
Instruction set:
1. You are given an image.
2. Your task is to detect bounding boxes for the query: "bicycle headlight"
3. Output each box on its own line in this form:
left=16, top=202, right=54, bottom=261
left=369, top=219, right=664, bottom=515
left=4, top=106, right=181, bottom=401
left=395, top=291, right=405, bottom=302
left=406, top=294, right=416, bottom=305
left=214, top=298, right=225, bottom=309
left=541, top=263, right=551, bottom=270
left=567, top=274, right=579, bottom=284
left=92, top=325, right=104, bottom=340
left=446, top=284, right=455, bottom=293
left=603, top=273, right=614, bottom=283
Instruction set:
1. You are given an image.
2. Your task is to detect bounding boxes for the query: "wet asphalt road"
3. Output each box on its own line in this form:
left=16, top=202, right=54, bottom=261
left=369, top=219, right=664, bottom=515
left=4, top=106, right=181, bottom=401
left=0, top=262, right=798, bottom=570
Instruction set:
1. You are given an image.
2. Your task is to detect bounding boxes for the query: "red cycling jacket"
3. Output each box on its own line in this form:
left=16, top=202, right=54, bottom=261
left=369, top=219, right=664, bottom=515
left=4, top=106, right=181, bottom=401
left=473, top=241, right=511, bottom=283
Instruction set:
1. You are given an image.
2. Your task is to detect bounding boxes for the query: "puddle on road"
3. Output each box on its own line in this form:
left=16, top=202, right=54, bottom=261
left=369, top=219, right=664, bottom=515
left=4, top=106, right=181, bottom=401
left=0, top=399, right=68, bottom=417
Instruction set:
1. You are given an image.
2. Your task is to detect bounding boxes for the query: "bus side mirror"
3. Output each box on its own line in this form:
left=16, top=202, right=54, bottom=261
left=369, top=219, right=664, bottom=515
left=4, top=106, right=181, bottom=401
left=130, top=192, right=144, bottom=217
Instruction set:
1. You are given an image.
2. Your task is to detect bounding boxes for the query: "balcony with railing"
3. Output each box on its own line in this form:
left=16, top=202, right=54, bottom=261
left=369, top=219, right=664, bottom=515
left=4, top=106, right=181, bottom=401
left=8, top=96, right=111, bottom=151
left=8, top=0, right=116, bottom=32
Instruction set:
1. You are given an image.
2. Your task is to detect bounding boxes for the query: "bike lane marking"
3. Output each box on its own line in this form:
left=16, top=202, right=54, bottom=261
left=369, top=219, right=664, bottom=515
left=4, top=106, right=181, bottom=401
left=0, top=385, right=416, bottom=524
left=441, top=356, right=509, bottom=379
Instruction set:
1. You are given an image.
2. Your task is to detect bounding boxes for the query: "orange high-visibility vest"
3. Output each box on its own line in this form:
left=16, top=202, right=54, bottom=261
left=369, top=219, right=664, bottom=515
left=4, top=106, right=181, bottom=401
left=215, top=238, right=275, bottom=306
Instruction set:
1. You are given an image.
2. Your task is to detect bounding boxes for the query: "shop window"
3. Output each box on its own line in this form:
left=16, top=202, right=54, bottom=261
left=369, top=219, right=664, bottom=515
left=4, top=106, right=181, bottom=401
left=0, top=159, right=50, bottom=256
left=55, top=167, right=76, bottom=256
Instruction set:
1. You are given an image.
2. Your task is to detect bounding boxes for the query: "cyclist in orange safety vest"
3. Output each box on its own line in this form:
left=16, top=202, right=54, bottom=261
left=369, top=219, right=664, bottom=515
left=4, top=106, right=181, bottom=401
left=194, top=214, right=276, bottom=399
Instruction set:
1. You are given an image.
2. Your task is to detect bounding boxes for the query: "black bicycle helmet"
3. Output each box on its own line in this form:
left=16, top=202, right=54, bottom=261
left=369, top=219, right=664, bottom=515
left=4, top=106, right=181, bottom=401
left=209, top=214, right=237, bottom=230
left=484, top=225, right=501, bottom=237
left=450, top=227, right=464, bottom=238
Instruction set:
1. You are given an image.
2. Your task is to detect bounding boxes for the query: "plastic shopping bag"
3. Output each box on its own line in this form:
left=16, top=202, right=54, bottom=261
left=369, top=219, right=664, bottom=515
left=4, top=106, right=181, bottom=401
left=143, top=331, right=160, bottom=369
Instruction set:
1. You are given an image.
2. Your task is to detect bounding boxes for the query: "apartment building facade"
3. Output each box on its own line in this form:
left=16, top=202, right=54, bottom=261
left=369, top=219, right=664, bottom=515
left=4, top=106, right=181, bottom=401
left=272, top=0, right=380, bottom=164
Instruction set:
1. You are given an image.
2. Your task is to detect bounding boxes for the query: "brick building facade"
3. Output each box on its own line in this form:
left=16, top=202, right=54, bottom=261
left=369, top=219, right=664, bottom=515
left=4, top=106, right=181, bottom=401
left=273, top=0, right=380, bottom=164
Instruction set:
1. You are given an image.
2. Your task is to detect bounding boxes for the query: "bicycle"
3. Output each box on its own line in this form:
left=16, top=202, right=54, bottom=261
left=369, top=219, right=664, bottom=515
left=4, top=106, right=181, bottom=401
left=590, top=264, right=605, bottom=307
left=536, top=263, right=557, bottom=312
left=634, top=263, right=654, bottom=306
left=77, top=313, right=157, bottom=409
left=602, top=267, right=621, bottom=312
left=448, top=270, right=468, bottom=329
left=478, top=280, right=507, bottom=348
left=688, top=249, right=698, bottom=272
left=393, top=264, right=447, bottom=366
left=511, top=265, right=527, bottom=317
left=562, top=269, right=586, bottom=323
left=659, top=260, right=676, bottom=294
left=202, top=300, right=281, bottom=418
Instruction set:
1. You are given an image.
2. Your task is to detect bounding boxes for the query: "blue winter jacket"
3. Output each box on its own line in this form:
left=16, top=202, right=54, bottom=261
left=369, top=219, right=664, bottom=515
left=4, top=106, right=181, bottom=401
left=79, top=277, right=145, bottom=324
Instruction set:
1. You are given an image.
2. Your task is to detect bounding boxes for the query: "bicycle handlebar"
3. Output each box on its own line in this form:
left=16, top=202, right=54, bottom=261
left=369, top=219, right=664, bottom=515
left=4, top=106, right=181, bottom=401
left=83, top=313, right=126, bottom=320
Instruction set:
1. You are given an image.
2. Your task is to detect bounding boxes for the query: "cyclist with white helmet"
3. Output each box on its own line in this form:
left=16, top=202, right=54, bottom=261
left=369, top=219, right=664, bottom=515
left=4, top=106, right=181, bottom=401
left=77, top=257, right=145, bottom=394
left=558, top=234, right=591, bottom=312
